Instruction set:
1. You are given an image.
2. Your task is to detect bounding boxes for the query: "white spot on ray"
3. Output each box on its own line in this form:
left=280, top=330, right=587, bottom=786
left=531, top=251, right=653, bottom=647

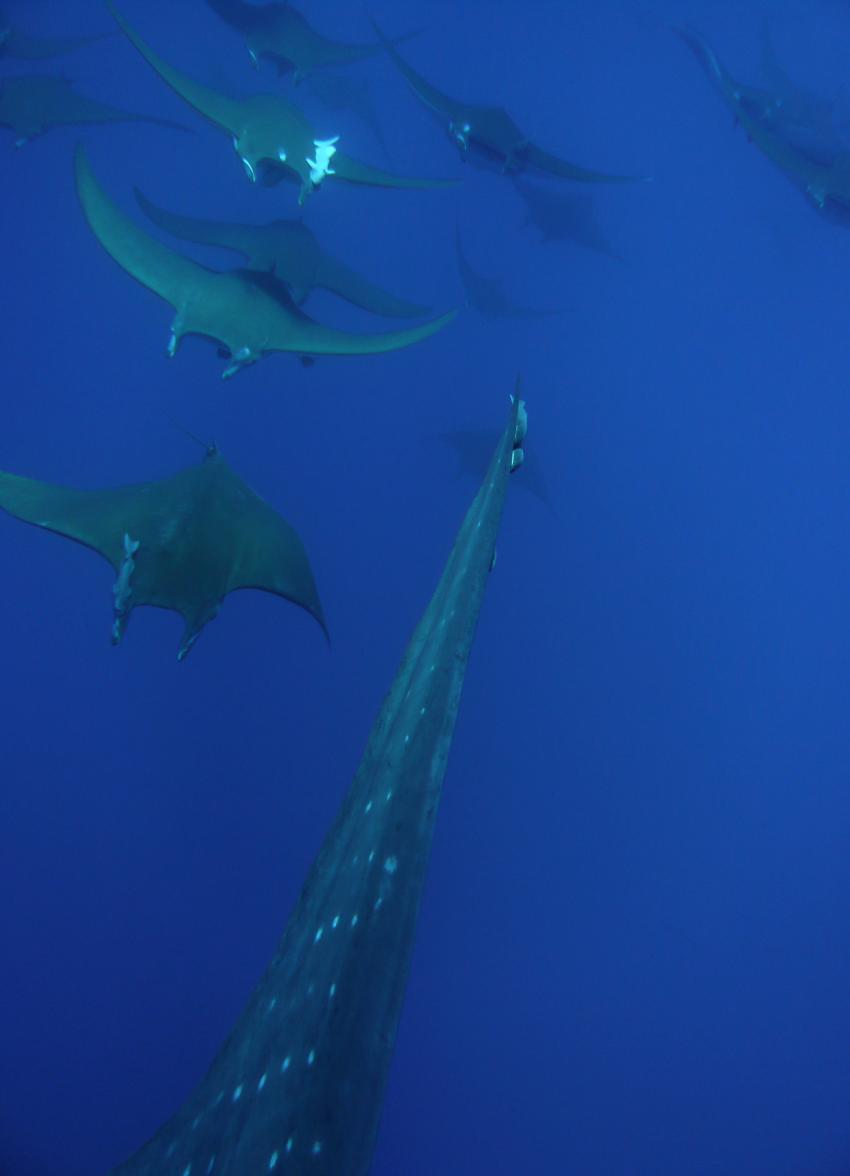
left=351, top=914, right=359, bottom=928
left=384, top=856, right=398, bottom=874
left=368, top=850, right=375, bottom=863
left=329, top=983, right=336, bottom=999
left=332, top=915, right=340, bottom=929
left=286, top=1138, right=294, bottom=1153
left=404, top=734, right=410, bottom=745
left=307, top=1049, right=316, bottom=1066
left=312, top=1141, right=323, bottom=1156
left=281, top=1056, right=291, bottom=1072
left=258, top=1073, right=267, bottom=1092
left=374, top=897, right=383, bottom=911
left=232, top=1084, right=243, bottom=1102
left=269, top=1151, right=279, bottom=1170
left=314, top=926, right=323, bottom=943
left=364, top=800, right=373, bottom=814
left=386, top=789, right=393, bottom=801
left=182, top=1165, right=192, bottom=1176
left=206, top=1158, right=215, bottom=1175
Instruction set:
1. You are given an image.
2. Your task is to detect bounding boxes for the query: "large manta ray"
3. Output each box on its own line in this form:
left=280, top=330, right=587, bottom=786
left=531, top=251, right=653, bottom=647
left=134, top=188, right=430, bottom=318
left=0, top=448, right=327, bottom=660
left=371, top=16, right=641, bottom=182
left=108, top=4, right=454, bottom=204
left=455, top=225, right=563, bottom=321
left=105, top=392, right=525, bottom=1173
left=676, top=27, right=850, bottom=219
left=75, top=149, right=454, bottom=379
left=0, top=8, right=110, bottom=60
left=206, top=0, right=406, bottom=81
left=0, top=75, right=186, bottom=147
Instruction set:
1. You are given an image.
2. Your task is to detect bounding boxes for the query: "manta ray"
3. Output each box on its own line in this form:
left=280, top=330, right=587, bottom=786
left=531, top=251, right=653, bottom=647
left=455, top=225, right=563, bottom=321
left=205, top=0, right=407, bottom=81
left=371, top=16, right=642, bottom=182
left=0, top=74, right=187, bottom=147
left=0, top=447, right=327, bottom=660
left=676, top=27, right=850, bottom=218
left=134, top=188, right=429, bottom=318
left=108, top=4, right=454, bottom=204
left=105, top=392, right=525, bottom=1173
left=75, top=149, right=454, bottom=378
left=512, top=176, right=621, bottom=258
left=0, top=9, right=110, bottom=60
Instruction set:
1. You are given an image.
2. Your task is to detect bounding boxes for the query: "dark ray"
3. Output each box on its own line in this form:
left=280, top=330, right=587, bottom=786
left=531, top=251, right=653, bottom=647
left=109, top=4, right=454, bottom=205
left=371, top=16, right=644, bottom=183
left=134, top=188, right=429, bottom=318
left=205, top=0, right=411, bottom=82
left=675, top=27, right=850, bottom=222
left=0, top=74, right=187, bottom=147
left=0, top=8, right=111, bottom=60
left=512, top=175, right=621, bottom=258
left=455, top=225, right=564, bottom=321
left=76, top=149, right=454, bottom=378
left=107, top=391, right=526, bottom=1174
left=0, top=448, right=326, bottom=660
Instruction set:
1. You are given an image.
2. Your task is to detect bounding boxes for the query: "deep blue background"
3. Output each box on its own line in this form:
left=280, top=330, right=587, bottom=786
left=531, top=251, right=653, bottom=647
left=2, top=1, right=850, bottom=1173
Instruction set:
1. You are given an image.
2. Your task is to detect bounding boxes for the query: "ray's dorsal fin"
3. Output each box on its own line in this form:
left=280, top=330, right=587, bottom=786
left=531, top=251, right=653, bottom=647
left=105, top=392, right=524, bottom=1172
left=0, top=451, right=327, bottom=659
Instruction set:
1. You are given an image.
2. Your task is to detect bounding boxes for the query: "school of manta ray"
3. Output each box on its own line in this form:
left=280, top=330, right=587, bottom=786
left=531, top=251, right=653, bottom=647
left=1, top=1, right=846, bottom=1172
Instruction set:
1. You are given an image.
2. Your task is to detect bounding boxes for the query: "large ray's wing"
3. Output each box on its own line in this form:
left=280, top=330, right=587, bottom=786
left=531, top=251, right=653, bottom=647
left=313, top=252, right=429, bottom=318
left=108, top=3, right=242, bottom=134
left=226, top=497, right=328, bottom=639
left=76, top=148, right=205, bottom=311
left=331, top=149, right=456, bottom=190
left=369, top=17, right=458, bottom=120
left=524, top=141, right=642, bottom=182
left=0, top=471, right=142, bottom=569
left=134, top=188, right=255, bottom=261
left=2, top=27, right=112, bottom=60
left=279, top=309, right=456, bottom=356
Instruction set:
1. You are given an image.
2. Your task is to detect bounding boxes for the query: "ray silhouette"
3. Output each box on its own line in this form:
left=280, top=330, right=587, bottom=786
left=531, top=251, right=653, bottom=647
left=106, top=390, right=525, bottom=1173
left=0, top=8, right=111, bottom=60
left=206, top=0, right=411, bottom=82
left=512, top=176, right=621, bottom=258
left=134, top=188, right=429, bottom=318
left=75, top=149, right=454, bottom=378
left=0, top=75, right=187, bottom=146
left=455, top=225, right=564, bottom=320
left=676, top=27, right=850, bottom=221
left=0, top=447, right=327, bottom=660
left=371, top=16, right=643, bottom=182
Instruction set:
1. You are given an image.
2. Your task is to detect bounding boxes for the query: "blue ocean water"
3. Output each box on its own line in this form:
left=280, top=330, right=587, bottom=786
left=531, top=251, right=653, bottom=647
left=1, top=0, right=850, bottom=1172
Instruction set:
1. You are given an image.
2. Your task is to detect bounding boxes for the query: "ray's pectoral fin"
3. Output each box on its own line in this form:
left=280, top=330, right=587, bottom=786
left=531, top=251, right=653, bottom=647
left=282, top=310, right=456, bottom=358
left=331, top=150, right=457, bottom=191
left=524, top=141, right=646, bottom=183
